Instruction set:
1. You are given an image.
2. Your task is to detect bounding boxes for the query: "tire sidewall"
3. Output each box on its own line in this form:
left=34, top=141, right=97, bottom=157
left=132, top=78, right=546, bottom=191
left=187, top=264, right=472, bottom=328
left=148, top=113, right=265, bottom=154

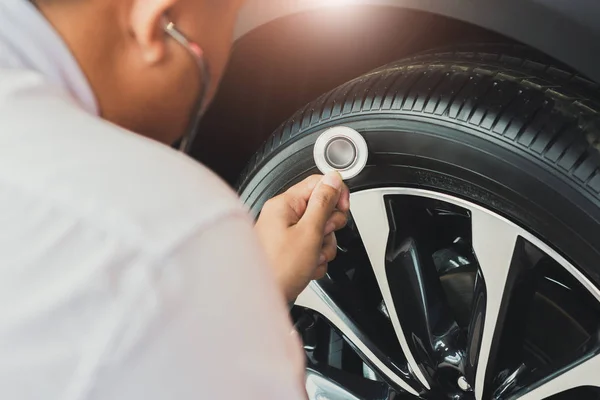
left=239, top=116, right=600, bottom=287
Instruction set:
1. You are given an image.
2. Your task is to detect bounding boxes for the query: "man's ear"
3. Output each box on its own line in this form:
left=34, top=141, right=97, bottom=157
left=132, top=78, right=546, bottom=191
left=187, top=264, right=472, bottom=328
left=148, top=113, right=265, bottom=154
left=129, top=0, right=178, bottom=64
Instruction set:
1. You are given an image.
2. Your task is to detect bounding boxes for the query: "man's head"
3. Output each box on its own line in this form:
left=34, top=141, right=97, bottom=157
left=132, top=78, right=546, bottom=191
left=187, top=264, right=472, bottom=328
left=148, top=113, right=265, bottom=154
left=35, top=0, right=245, bottom=144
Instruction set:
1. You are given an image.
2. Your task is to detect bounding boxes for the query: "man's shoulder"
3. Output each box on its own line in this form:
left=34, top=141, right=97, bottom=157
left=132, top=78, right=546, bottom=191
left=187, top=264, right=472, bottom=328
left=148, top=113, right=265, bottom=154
left=0, top=73, right=245, bottom=250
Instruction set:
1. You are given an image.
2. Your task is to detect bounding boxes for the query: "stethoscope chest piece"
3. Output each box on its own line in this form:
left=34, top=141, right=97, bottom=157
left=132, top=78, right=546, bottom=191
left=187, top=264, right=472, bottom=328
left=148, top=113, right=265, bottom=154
left=313, top=126, right=368, bottom=180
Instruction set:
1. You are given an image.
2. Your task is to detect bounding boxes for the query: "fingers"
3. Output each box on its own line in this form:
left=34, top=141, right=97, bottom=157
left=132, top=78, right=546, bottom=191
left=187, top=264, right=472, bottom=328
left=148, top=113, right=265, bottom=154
left=324, top=210, right=347, bottom=236
left=281, top=175, right=323, bottom=219
left=303, top=174, right=349, bottom=213
left=276, top=173, right=350, bottom=227
left=321, top=232, right=337, bottom=262
left=300, top=171, right=344, bottom=232
left=287, top=175, right=323, bottom=197
left=258, top=194, right=291, bottom=229
left=260, top=175, right=323, bottom=225
left=338, top=184, right=351, bottom=213
left=313, top=233, right=338, bottom=280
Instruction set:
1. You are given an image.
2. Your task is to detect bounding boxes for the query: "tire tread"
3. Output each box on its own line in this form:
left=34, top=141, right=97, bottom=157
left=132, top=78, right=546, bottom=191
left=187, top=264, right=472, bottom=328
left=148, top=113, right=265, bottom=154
left=237, top=45, right=600, bottom=203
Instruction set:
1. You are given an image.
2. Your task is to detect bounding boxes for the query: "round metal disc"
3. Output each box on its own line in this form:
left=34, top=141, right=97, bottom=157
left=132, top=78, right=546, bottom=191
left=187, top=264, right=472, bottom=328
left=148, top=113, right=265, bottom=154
left=313, top=126, right=368, bottom=180
left=325, top=138, right=356, bottom=169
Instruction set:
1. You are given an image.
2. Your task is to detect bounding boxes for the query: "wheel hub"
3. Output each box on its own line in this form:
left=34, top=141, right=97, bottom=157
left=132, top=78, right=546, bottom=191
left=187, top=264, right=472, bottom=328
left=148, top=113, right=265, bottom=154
left=293, top=188, right=600, bottom=400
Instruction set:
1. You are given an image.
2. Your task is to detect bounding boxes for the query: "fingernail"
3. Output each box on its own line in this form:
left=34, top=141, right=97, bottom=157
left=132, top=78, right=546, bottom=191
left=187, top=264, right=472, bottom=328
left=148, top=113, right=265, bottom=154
left=324, top=221, right=335, bottom=235
left=321, top=171, right=342, bottom=191
left=319, top=253, right=327, bottom=265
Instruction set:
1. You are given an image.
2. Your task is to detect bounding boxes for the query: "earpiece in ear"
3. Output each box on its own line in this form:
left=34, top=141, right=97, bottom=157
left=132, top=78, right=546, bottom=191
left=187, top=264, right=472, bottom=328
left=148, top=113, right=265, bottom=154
left=162, top=19, right=204, bottom=59
left=160, top=15, right=171, bottom=32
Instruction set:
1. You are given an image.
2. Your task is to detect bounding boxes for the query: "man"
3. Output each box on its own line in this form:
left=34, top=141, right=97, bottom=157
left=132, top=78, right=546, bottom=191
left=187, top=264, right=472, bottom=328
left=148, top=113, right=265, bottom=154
left=0, top=0, right=349, bottom=399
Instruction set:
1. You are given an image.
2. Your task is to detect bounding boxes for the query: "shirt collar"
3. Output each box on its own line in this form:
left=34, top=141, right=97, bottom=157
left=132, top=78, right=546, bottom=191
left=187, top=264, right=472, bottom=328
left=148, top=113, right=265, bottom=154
left=0, top=0, right=99, bottom=115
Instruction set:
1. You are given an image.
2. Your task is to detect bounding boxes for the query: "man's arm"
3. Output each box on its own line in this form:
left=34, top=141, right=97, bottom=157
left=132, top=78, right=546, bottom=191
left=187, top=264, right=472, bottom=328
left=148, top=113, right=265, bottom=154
left=83, top=213, right=306, bottom=400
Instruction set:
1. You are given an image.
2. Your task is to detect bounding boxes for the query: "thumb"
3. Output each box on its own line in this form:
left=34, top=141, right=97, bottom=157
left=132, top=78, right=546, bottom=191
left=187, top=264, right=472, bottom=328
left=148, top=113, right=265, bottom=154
left=300, top=171, right=343, bottom=232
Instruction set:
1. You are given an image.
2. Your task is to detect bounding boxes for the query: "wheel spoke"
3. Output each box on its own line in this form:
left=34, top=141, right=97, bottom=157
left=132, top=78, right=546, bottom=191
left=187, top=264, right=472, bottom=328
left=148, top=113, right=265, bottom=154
left=296, top=282, right=421, bottom=396
left=350, top=190, right=432, bottom=389
left=512, top=351, right=600, bottom=400
left=465, top=207, right=520, bottom=400
left=384, top=234, right=466, bottom=378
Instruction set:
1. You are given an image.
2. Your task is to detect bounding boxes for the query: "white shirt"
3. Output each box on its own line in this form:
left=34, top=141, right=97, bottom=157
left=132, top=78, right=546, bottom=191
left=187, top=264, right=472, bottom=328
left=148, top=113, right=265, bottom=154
left=0, top=1, right=305, bottom=399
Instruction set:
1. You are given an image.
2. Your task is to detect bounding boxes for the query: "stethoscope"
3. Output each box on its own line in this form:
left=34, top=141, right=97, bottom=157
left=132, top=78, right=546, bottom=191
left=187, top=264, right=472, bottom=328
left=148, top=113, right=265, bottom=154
left=163, top=16, right=371, bottom=184
left=162, top=18, right=210, bottom=154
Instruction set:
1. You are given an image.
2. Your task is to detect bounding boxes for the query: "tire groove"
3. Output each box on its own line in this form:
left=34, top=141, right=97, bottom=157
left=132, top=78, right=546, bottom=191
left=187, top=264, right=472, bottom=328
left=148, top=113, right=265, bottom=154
left=322, top=84, right=353, bottom=120
left=514, top=100, right=548, bottom=143
left=526, top=120, right=549, bottom=152
left=360, top=74, right=385, bottom=112
left=377, top=72, right=405, bottom=110
left=490, top=89, right=522, bottom=134
left=541, top=121, right=571, bottom=157
left=453, top=76, right=476, bottom=120
left=335, top=79, right=362, bottom=118
left=439, top=73, right=471, bottom=116
left=585, top=168, right=600, bottom=186
left=318, top=85, right=338, bottom=121
left=421, top=71, right=448, bottom=113
left=349, top=78, right=373, bottom=114
left=568, top=149, right=589, bottom=174
left=294, top=103, right=311, bottom=137
left=554, top=130, right=582, bottom=167
left=466, top=75, right=498, bottom=123
left=400, top=71, right=427, bottom=110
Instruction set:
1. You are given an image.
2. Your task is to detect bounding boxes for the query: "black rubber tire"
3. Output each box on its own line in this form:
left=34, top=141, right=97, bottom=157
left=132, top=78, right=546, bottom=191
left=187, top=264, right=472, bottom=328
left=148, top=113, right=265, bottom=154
left=237, top=45, right=600, bottom=288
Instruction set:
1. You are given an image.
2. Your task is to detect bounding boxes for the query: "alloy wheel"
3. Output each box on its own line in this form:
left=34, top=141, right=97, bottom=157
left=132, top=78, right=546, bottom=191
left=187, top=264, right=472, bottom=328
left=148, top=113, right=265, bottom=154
left=294, top=188, right=600, bottom=399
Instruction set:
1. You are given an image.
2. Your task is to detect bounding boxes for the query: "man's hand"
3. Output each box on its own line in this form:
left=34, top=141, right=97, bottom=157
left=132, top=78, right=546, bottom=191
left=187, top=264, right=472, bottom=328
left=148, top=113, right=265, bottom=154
left=255, top=172, right=350, bottom=302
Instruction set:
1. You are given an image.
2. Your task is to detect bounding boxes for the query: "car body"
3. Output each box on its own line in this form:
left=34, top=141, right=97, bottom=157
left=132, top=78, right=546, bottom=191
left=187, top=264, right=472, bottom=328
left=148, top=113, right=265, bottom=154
left=236, top=0, right=600, bottom=81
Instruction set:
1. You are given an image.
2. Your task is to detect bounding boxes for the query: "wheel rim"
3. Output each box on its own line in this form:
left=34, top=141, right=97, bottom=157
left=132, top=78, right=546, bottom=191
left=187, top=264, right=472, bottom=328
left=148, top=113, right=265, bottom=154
left=294, top=188, right=600, bottom=400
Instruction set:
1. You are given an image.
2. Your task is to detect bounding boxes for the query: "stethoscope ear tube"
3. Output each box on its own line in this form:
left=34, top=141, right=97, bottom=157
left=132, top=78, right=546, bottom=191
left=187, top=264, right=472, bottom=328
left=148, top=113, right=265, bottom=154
left=162, top=18, right=211, bottom=154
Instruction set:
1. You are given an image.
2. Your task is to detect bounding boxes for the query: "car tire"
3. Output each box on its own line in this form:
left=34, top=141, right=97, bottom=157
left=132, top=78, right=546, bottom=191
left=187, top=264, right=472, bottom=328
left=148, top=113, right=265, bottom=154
left=237, top=45, right=600, bottom=399
left=238, top=45, right=600, bottom=280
